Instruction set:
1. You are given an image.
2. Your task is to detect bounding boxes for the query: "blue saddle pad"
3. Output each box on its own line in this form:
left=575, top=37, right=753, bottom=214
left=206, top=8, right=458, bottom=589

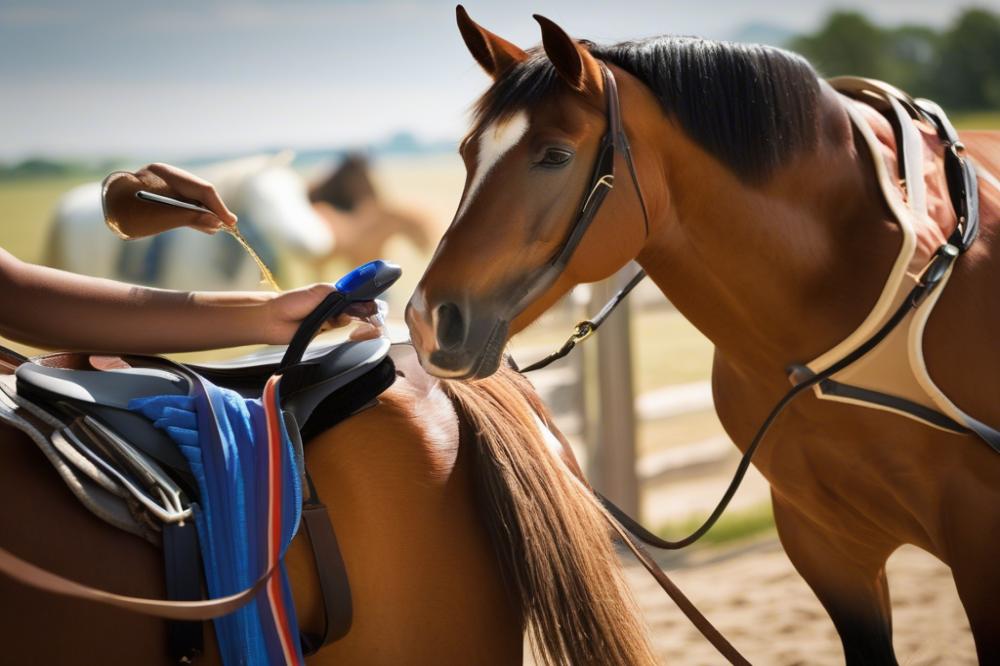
left=131, top=373, right=304, bottom=666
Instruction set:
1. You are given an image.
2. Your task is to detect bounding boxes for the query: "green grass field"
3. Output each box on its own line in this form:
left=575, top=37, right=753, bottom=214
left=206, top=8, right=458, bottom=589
left=657, top=500, right=775, bottom=547
left=0, top=176, right=90, bottom=263
left=954, top=111, right=1000, bottom=130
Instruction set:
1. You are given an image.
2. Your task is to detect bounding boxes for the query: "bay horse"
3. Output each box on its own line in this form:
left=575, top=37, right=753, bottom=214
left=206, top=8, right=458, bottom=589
left=407, top=8, right=1000, bottom=665
left=0, top=344, right=657, bottom=664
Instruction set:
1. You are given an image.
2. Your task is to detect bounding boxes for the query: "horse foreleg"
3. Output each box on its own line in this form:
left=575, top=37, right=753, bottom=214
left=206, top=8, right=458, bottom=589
left=772, top=491, right=898, bottom=665
left=941, top=504, right=1000, bottom=662
left=950, top=566, right=1000, bottom=663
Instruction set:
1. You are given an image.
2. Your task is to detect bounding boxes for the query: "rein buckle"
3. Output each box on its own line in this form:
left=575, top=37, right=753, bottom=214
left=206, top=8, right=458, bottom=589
left=572, top=321, right=596, bottom=343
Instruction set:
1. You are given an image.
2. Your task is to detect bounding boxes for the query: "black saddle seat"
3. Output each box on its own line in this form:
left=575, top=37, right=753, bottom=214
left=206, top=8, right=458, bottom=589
left=15, top=337, right=395, bottom=489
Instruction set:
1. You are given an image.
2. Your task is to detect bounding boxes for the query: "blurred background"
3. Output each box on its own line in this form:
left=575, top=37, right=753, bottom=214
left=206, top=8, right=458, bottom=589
left=2, top=2, right=996, bottom=662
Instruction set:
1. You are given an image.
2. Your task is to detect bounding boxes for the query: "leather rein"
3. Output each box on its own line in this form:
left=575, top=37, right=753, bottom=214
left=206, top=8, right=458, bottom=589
left=518, top=64, right=981, bottom=666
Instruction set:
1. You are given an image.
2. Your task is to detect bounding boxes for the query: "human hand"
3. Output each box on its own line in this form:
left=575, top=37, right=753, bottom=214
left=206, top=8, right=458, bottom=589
left=103, top=163, right=238, bottom=239
left=264, top=283, right=385, bottom=345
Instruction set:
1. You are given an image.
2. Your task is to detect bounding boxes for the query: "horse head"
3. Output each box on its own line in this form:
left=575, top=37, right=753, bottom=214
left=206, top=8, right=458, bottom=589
left=407, top=8, right=659, bottom=379
left=310, top=153, right=379, bottom=212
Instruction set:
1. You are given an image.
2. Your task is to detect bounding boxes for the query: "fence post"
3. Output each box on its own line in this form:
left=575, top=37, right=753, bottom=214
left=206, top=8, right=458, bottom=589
left=588, top=268, right=640, bottom=518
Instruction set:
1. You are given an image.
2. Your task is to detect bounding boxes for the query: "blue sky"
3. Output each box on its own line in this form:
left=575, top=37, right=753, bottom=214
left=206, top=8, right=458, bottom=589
left=2, top=1, right=996, bottom=161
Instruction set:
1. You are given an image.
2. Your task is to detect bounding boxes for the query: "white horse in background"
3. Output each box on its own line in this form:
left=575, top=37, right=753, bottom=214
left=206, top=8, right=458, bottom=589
left=45, top=152, right=334, bottom=291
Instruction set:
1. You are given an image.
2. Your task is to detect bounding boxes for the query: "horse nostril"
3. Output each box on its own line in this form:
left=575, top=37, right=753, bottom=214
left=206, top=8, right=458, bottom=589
left=435, top=302, right=466, bottom=351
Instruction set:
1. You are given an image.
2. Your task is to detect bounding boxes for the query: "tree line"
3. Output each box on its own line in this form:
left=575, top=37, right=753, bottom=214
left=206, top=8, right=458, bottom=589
left=792, top=8, right=1000, bottom=110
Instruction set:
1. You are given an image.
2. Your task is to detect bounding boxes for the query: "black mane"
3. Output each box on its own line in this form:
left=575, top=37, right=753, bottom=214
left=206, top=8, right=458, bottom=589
left=474, top=36, right=822, bottom=182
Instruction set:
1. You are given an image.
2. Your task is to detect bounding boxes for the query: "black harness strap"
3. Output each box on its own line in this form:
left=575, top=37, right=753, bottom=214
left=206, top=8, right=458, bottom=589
left=298, top=472, right=353, bottom=655
left=518, top=64, right=650, bottom=373
left=598, top=244, right=959, bottom=549
left=163, top=521, right=204, bottom=664
left=519, top=268, right=646, bottom=373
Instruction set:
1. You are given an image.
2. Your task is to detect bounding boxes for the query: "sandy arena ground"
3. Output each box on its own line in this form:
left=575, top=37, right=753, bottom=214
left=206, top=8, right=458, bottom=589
left=526, top=540, right=975, bottom=665
left=620, top=541, right=975, bottom=665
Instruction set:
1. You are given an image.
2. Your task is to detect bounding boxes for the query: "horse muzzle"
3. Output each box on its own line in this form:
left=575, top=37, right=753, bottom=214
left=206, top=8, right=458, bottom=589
left=405, top=295, right=508, bottom=379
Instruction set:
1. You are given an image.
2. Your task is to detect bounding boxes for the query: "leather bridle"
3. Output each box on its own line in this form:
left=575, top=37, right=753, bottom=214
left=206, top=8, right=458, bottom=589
left=555, top=63, right=651, bottom=260
left=499, top=63, right=651, bottom=337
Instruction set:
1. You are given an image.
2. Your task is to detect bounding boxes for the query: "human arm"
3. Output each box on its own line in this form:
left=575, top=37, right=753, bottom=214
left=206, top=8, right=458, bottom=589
left=0, top=248, right=375, bottom=354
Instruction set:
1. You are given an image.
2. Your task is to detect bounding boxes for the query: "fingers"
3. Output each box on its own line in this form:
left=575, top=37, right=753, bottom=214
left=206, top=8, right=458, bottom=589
left=191, top=213, right=224, bottom=234
left=144, top=162, right=239, bottom=228
left=343, top=301, right=379, bottom=318
left=348, top=322, right=381, bottom=341
left=270, top=284, right=391, bottom=346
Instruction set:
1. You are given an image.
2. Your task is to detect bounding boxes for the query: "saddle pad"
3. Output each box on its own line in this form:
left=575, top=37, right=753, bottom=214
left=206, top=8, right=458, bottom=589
left=131, top=374, right=304, bottom=666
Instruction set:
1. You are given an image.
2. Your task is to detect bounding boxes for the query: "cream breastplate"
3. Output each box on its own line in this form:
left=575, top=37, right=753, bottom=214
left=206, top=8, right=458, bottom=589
left=794, top=77, right=999, bottom=450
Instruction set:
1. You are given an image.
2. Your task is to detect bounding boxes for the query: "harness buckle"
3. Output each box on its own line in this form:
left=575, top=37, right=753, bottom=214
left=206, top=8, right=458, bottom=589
left=912, top=244, right=959, bottom=306
left=572, top=321, right=596, bottom=343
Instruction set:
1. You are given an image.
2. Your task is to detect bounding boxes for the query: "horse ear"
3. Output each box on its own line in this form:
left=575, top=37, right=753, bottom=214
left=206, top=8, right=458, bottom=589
left=533, top=14, right=599, bottom=93
left=456, top=5, right=527, bottom=78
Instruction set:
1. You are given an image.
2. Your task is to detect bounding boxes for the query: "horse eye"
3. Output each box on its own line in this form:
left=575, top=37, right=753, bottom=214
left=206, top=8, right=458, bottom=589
left=539, top=148, right=573, bottom=167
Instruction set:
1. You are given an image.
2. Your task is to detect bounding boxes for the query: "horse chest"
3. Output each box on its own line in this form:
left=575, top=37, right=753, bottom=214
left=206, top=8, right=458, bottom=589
left=712, top=346, right=993, bottom=554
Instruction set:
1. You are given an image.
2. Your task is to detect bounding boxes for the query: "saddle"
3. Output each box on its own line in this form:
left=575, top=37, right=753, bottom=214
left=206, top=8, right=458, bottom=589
left=5, top=338, right=393, bottom=529
left=0, top=261, right=403, bottom=663
left=0, top=337, right=395, bottom=661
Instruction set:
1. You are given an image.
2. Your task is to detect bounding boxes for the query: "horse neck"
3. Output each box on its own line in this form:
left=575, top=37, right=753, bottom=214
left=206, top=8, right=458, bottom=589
left=636, top=84, right=902, bottom=382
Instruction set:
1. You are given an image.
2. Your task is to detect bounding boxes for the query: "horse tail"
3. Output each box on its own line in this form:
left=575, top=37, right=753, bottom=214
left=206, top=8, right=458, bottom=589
left=442, top=367, right=656, bottom=666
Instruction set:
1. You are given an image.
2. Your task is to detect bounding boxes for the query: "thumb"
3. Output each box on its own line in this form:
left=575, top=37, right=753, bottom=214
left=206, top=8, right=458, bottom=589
left=192, top=212, right=224, bottom=234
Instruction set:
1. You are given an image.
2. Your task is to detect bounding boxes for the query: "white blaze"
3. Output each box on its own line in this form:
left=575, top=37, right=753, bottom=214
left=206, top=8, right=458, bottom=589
left=457, top=111, right=529, bottom=219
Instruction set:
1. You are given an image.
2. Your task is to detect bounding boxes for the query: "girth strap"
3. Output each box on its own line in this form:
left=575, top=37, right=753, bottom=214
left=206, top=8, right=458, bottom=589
left=299, top=472, right=353, bottom=655
left=163, top=521, right=205, bottom=663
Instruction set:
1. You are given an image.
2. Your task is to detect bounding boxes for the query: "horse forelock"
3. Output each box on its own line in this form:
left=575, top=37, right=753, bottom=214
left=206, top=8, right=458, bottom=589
left=473, top=36, right=823, bottom=184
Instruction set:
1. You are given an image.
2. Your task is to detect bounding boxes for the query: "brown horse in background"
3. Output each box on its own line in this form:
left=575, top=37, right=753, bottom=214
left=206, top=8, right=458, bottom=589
left=408, top=9, right=1000, bottom=664
left=0, top=347, right=656, bottom=664
left=310, top=154, right=434, bottom=270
